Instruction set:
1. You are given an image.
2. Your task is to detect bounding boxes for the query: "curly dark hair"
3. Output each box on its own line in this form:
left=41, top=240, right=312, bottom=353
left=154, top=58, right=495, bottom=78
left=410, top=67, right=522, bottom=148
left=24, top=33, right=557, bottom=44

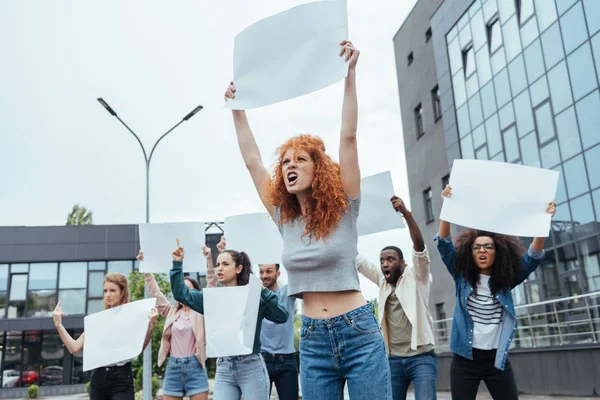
left=453, top=229, right=526, bottom=294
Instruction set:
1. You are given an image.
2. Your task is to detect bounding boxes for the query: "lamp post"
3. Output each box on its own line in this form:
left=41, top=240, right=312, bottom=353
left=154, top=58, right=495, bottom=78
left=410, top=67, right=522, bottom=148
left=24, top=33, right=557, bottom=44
left=97, top=98, right=203, bottom=400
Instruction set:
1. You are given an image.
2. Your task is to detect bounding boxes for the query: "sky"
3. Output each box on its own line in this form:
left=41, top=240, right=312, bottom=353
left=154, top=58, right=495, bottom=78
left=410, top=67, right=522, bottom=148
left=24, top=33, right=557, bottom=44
left=0, top=0, right=417, bottom=302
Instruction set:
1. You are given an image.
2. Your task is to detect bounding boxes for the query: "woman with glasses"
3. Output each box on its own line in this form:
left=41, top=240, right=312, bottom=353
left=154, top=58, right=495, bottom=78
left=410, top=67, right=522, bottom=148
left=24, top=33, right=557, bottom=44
left=435, top=184, right=556, bottom=400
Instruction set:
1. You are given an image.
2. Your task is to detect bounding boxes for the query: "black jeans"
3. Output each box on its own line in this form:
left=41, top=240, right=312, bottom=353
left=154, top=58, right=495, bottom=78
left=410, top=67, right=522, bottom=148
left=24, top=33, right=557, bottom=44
left=90, top=363, right=135, bottom=400
left=261, top=352, right=299, bottom=400
left=450, top=349, right=518, bottom=400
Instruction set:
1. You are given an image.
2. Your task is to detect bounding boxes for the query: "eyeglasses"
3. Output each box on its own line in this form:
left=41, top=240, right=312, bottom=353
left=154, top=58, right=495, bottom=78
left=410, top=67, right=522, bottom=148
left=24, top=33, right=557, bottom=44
left=471, top=243, right=495, bottom=252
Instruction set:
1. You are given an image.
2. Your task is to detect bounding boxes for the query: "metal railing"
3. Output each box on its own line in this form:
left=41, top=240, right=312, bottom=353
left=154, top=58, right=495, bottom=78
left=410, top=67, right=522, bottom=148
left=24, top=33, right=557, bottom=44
left=432, top=291, right=600, bottom=353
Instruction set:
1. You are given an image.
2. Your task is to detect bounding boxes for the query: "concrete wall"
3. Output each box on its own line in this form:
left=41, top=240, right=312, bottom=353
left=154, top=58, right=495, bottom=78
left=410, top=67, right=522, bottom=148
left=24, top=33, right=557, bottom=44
left=393, top=0, right=456, bottom=321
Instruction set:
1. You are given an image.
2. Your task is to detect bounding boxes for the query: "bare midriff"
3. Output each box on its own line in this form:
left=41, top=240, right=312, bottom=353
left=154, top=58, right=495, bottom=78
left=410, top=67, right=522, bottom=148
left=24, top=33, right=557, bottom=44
left=301, top=290, right=367, bottom=319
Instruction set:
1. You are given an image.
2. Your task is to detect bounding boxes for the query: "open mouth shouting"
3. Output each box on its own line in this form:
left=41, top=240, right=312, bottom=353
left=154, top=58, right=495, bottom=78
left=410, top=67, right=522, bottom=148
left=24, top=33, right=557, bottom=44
left=476, top=254, right=489, bottom=267
left=286, top=171, right=298, bottom=186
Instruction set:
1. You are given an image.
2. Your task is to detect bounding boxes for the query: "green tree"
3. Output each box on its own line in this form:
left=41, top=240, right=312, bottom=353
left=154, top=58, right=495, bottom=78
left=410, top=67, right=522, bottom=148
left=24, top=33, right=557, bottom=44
left=66, top=205, right=93, bottom=225
left=128, top=270, right=171, bottom=380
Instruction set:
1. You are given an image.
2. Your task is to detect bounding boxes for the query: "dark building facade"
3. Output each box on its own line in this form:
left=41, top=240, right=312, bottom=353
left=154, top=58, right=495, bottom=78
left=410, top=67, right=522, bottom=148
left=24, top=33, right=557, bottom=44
left=395, top=0, right=600, bottom=396
left=0, top=224, right=221, bottom=396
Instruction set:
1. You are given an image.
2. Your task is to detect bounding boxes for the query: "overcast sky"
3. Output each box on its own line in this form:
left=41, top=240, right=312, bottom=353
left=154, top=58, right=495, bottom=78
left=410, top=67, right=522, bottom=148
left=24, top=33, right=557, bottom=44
left=0, top=0, right=417, bottom=301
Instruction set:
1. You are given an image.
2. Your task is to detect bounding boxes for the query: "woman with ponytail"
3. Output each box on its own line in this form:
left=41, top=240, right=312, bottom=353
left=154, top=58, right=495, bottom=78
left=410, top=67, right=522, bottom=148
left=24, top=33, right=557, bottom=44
left=169, top=239, right=288, bottom=400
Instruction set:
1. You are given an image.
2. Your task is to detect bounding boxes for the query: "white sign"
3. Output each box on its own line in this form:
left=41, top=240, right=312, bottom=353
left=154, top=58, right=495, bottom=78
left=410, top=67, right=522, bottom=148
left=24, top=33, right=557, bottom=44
left=224, top=0, right=349, bottom=110
left=83, top=298, right=156, bottom=371
left=440, top=159, right=559, bottom=237
left=224, top=213, right=283, bottom=264
left=358, top=171, right=405, bottom=236
left=204, top=274, right=262, bottom=357
left=138, top=222, right=206, bottom=273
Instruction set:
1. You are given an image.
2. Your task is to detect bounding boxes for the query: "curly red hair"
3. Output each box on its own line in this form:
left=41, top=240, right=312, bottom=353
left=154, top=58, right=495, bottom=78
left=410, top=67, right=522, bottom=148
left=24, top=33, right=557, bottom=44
left=267, top=134, right=348, bottom=241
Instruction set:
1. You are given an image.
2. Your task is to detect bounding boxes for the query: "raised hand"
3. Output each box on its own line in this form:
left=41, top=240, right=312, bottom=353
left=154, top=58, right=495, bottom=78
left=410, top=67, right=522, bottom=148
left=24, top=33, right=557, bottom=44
left=172, top=238, right=185, bottom=262
left=53, top=301, right=65, bottom=328
left=217, top=236, right=226, bottom=253
left=546, top=201, right=557, bottom=217
left=202, top=245, right=211, bottom=258
left=391, top=196, right=409, bottom=215
left=441, top=184, right=452, bottom=199
left=137, top=250, right=144, bottom=262
left=224, top=81, right=236, bottom=101
left=339, top=40, right=360, bottom=69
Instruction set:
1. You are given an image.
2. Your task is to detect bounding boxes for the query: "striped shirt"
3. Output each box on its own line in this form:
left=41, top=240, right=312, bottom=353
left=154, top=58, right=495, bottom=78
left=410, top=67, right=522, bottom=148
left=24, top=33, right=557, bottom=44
left=467, top=274, right=503, bottom=350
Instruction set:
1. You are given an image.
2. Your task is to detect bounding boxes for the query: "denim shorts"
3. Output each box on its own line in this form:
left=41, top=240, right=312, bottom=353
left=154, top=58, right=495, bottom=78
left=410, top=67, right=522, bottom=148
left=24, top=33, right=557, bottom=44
left=300, top=302, right=391, bottom=400
left=163, top=355, right=209, bottom=397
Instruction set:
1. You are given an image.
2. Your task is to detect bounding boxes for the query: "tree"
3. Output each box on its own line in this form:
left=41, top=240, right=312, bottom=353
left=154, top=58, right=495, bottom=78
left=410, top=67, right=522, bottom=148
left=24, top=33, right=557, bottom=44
left=128, top=271, right=171, bottom=381
left=66, top=205, right=93, bottom=225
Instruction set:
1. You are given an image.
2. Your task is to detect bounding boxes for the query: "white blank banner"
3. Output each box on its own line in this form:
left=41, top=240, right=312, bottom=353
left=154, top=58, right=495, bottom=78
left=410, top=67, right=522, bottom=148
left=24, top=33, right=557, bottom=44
left=224, top=0, right=349, bottom=110
left=204, top=274, right=262, bottom=357
left=83, top=298, right=156, bottom=371
left=138, top=222, right=206, bottom=273
left=440, top=160, right=559, bottom=237
left=358, top=171, right=405, bottom=236
left=224, top=213, right=283, bottom=264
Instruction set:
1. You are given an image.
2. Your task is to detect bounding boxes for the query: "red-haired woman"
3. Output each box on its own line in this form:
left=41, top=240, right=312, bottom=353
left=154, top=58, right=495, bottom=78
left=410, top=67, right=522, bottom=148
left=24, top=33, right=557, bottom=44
left=225, top=40, right=391, bottom=400
left=52, top=273, right=158, bottom=400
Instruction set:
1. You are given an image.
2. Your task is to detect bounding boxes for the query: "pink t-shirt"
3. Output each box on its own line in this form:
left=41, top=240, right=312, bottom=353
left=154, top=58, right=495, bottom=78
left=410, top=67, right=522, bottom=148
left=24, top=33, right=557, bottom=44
left=170, top=311, right=196, bottom=358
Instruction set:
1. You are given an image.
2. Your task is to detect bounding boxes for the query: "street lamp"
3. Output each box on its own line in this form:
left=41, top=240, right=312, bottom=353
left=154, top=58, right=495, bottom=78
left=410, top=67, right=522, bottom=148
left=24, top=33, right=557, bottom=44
left=97, top=97, right=202, bottom=400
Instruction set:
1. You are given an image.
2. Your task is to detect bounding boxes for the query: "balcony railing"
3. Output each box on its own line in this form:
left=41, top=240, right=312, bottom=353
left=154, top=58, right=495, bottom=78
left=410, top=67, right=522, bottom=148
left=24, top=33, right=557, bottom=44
left=433, top=291, right=600, bottom=353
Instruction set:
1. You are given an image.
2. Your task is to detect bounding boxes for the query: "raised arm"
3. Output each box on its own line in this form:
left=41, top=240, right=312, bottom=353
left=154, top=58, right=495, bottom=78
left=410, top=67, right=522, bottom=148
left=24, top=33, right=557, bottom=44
left=53, top=302, right=85, bottom=354
left=169, top=240, right=205, bottom=314
left=142, top=308, right=159, bottom=352
left=203, top=245, right=217, bottom=288
left=339, top=41, right=361, bottom=199
left=139, top=251, right=174, bottom=318
left=514, top=201, right=556, bottom=287
left=391, top=197, right=424, bottom=252
left=356, top=254, right=383, bottom=286
left=261, top=288, right=289, bottom=324
left=225, top=83, right=274, bottom=217
left=436, top=185, right=457, bottom=278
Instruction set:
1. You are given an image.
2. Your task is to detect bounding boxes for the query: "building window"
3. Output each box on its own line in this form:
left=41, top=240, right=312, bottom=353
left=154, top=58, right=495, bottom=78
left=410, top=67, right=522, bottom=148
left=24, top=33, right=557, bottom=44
left=423, top=188, right=434, bottom=223
left=431, top=86, right=442, bottom=121
left=435, top=303, right=448, bottom=344
left=462, top=43, right=475, bottom=78
left=414, top=104, right=424, bottom=138
left=487, top=15, right=502, bottom=55
left=516, top=0, right=535, bottom=25
left=425, top=27, right=432, bottom=42
left=407, top=51, right=414, bottom=66
left=442, top=174, right=450, bottom=189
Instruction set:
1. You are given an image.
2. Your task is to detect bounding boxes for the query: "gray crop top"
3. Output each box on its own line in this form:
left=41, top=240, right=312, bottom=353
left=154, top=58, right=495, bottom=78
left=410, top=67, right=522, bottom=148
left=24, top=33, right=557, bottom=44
left=273, top=196, right=362, bottom=298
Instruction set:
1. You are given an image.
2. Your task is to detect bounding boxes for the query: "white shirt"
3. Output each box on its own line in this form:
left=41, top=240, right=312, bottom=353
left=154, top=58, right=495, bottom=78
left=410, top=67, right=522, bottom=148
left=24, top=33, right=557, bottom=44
left=467, top=275, right=503, bottom=350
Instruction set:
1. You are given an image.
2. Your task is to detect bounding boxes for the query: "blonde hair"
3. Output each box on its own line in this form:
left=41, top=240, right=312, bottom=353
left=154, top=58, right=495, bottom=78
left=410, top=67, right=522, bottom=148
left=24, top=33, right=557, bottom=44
left=103, top=273, right=130, bottom=309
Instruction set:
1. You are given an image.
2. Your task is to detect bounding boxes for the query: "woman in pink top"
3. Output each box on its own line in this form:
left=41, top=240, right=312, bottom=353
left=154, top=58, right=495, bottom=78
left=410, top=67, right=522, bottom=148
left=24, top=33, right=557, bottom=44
left=138, top=244, right=217, bottom=400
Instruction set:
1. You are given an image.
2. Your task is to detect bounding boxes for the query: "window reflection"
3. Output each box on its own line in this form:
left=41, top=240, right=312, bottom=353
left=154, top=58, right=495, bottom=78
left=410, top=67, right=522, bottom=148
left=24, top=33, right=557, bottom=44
left=28, top=264, right=57, bottom=290
left=480, top=81, right=497, bottom=119
left=460, top=133, right=475, bottom=159
left=502, top=15, right=522, bottom=62
left=4, top=333, right=22, bottom=387
left=22, top=332, right=41, bottom=387
left=533, top=101, right=556, bottom=145
left=41, top=334, right=64, bottom=386
left=472, top=124, right=486, bottom=149
left=570, top=194, right=596, bottom=237
left=471, top=9, right=487, bottom=51
left=534, top=0, right=558, bottom=32
left=58, top=290, right=86, bottom=316
left=26, top=290, right=56, bottom=318
left=567, top=43, right=597, bottom=101
left=59, top=263, right=87, bottom=289
left=485, top=114, right=503, bottom=155
left=468, top=93, right=483, bottom=129
left=541, top=22, right=565, bottom=70
left=448, top=37, right=462, bottom=76
left=584, top=145, right=600, bottom=190
left=548, top=61, right=574, bottom=114
left=553, top=165, right=568, bottom=204
left=540, top=259, right=561, bottom=298
left=502, top=125, right=521, bottom=162
left=520, top=132, right=541, bottom=167
left=463, top=45, right=476, bottom=77
left=476, top=46, right=492, bottom=86
left=508, top=55, right=528, bottom=96
left=0, top=264, right=8, bottom=291
left=488, top=17, right=502, bottom=54
left=452, top=68, right=467, bottom=108
left=555, top=107, right=583, bottom=160
left=576, top=90, right=600, bottom=150
left=491, top=46, right=507, bottom=75
left=88, top=271, right=105, bottom=298
left=530, top=75, right=549, bottom=106
left=499, top=101, right=515, bottom=129
left=560, top=2, right=588, bottom=55
left=520, top=16, right=539, bottom=48
left=514, top=91, right=535, bottom=138
left=88, top=261, right=105, bottom=271
left=476, top=145, right=489, bottom=160
left=457, top=104, right=471, bottom=138
left=564, top=155, right=589, bottom=199
left=540, top=140, right=562, bottom=168
left=523, top=39, right=545, bottom=84
left=87, top=299, right=104, bottom=315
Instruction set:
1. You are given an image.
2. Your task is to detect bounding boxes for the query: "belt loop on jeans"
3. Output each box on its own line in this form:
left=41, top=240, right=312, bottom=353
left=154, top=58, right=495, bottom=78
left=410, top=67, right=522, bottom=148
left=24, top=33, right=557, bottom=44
left=309, top=318, right=315, bottom=331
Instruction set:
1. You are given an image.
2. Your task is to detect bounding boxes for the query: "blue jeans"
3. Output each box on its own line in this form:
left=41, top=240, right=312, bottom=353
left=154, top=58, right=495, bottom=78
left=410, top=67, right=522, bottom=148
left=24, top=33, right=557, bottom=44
left=214, top=353, right=269, bottom=400
left=300, top=303, right=391, bottom=400
left=261, top=352, right=299, bottom=400
left=163, top=356, right=209, bottom=397
left=389, top=352, right=438, bottom=400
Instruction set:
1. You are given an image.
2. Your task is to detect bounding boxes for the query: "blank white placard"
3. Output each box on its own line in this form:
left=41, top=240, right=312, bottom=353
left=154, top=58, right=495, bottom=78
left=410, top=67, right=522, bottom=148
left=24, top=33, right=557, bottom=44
left=138, top=222, right=206, bottom=273
left=224, top=213, right=283, bottom=265
left=83, top=298, right=156, bottom=371
left=204, top=274, right=262, bottom=357
left=224, top=0, right=349, bottom=110
left=358, top=171, right=405, bottom=236
left=440, top=159, right=559, bottom=237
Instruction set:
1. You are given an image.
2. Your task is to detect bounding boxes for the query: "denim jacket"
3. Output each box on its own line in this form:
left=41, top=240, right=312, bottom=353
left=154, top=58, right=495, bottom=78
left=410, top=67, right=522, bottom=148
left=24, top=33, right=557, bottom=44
left=435, top=234, right=544, bottom=370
